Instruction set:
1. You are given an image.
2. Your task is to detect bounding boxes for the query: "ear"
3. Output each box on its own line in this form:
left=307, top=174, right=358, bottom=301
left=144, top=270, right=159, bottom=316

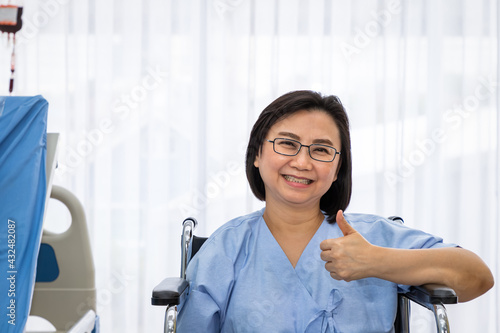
left=334, top=157, right=342, bottom=178
left=330, top=157, right=342, bottom=183
left=254, top=153, right=260, bottom=168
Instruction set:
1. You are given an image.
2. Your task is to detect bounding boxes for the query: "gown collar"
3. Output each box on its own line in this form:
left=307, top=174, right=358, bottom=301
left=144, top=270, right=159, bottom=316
left=258, top=214, right=344, bottom=333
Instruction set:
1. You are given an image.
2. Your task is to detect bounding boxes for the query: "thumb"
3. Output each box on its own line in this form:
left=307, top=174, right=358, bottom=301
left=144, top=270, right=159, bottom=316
left=336, top=210, right=356, bottom=236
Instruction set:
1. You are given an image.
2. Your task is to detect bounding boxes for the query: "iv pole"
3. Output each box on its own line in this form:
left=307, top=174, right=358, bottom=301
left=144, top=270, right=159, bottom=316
left=0, top=5, right=23, bottom=94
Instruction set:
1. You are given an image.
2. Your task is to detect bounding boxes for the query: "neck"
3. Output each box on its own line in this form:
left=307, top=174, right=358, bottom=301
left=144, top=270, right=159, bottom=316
left=263, top=203, right=324, bottom=236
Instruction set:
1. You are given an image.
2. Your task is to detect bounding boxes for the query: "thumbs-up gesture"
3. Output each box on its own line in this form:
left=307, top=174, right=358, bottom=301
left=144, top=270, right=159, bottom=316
left=320, top=210, right=374, bottom=282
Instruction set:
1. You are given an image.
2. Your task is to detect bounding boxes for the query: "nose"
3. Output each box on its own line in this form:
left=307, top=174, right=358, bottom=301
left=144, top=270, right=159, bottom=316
left=291, top=146, right=313, bottom=169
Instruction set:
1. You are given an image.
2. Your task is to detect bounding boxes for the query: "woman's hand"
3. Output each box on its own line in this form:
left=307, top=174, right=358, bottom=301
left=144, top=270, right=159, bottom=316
left=320, top=210, right=375, bottom=282
left=319, top=210, right=494, bottom=302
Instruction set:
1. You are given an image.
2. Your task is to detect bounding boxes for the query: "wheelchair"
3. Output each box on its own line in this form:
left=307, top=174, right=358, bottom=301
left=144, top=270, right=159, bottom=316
left=152, top=217, right=457, bottom=333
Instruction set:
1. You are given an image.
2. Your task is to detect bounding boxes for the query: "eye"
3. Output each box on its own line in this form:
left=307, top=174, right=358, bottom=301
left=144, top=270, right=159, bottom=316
left=311, top=145, right=333, bottom=155
left=277, top=139, right=299, bottom=150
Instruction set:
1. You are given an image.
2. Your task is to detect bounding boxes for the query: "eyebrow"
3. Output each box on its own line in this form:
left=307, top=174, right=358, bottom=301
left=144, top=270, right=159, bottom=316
left=277, top=131, right=334, bottom=146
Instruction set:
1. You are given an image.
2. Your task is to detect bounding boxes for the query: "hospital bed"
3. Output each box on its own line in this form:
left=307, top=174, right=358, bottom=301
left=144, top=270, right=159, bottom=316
left=0, top=96, right=98, bottom=332
left=152, top=217, right=457, bottom=333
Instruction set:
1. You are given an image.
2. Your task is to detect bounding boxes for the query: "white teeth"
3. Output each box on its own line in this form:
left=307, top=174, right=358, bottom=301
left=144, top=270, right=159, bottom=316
left=284, top=175, right=312, bottom=185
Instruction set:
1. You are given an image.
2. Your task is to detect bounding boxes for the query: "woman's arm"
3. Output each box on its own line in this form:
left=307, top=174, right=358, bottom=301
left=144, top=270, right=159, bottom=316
left=367, top=246, right=493, bottom=302
left=320, top=211, right=494, bottom=302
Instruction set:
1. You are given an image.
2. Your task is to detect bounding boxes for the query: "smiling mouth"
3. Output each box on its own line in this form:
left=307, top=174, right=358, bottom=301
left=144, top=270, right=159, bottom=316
left=283, top=175, right=313, bottom=185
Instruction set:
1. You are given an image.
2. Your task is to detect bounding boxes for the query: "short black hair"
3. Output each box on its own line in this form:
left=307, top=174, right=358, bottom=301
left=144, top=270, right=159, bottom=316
left=245, top=90, right=352, bottom=223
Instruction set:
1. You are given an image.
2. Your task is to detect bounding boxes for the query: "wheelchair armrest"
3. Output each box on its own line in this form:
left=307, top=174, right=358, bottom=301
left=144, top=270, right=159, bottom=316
left=401, top=284, right=458, bottom=310
left=151, top=277, right=189, bottom=306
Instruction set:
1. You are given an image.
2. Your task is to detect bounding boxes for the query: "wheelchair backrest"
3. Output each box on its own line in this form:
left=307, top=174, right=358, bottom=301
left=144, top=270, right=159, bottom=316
left=189, top=235, right=207, bottom=263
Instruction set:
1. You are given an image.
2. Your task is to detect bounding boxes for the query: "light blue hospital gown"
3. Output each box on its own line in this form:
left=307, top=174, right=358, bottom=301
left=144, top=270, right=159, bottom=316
left=177, top=209, right=455, bottom=333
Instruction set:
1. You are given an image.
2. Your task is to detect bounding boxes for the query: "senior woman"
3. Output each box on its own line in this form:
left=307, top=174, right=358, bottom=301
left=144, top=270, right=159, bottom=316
left=176, top=90, right=494, bottom=332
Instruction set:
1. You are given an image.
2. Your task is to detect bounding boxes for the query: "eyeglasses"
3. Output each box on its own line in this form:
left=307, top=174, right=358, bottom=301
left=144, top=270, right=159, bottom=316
left=266, top=138, right=341, bottom=162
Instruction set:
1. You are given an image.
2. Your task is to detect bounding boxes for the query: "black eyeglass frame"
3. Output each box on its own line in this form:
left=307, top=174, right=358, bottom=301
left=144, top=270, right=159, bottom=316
left=266, top=138, right=341, bottom=162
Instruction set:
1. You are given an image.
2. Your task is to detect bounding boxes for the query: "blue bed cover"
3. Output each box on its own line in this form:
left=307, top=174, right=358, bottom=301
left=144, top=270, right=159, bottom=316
left=0, top=96, right=48, bottom=332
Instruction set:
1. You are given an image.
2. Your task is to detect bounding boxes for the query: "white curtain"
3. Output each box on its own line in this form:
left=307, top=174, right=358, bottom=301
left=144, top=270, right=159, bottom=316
left=5, top=0, right=498, bottom=331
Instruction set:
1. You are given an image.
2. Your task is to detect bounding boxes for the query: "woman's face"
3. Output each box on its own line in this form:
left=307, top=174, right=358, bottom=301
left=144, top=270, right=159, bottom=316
left=254, top=109, right=342, bottom=210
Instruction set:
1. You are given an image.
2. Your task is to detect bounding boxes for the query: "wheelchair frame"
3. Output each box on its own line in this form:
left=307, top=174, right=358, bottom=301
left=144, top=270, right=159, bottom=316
left=152, top=217, right=457, bottom=333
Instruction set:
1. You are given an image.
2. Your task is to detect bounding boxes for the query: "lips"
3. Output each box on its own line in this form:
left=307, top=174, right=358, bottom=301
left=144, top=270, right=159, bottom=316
left=283, top=175, right=313, bottom=185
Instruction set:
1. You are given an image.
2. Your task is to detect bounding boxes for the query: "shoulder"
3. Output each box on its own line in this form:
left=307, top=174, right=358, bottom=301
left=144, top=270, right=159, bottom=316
left=344, top=213, right=391, bottom=223
left=209, top=209, right=263, bottom=239
left=184, top=210, right=263, bottom=286
left=343, top=212, right=452, bottom=249
left=196, top=209, right=263, bottom=258
left=343, top=213, right=401, bottom=231
left=335, top=213, right=406, bottom=238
